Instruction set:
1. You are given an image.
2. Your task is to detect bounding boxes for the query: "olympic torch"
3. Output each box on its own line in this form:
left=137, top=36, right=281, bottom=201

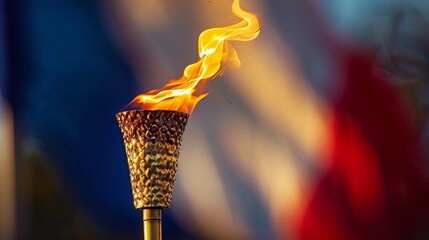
left=116, top=1, right=260, bottom=239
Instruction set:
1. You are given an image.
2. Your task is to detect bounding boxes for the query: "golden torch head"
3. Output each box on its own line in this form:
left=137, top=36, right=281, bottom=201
left=116, top=110, right=189, bottom=209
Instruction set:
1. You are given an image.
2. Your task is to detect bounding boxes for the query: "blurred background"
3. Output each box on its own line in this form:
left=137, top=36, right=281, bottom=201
left=1, top=0, right=429, bottom=239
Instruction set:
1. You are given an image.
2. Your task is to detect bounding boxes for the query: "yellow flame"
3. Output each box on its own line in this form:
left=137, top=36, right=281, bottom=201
left=128, top=0, right=260, bottom=114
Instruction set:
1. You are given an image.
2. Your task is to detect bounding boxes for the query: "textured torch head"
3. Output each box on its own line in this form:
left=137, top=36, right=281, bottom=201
left=116, top=110, right=189, bottom=209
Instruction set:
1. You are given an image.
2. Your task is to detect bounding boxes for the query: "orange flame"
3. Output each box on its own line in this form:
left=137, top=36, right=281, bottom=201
left=128, top=0, right=260, bottom=114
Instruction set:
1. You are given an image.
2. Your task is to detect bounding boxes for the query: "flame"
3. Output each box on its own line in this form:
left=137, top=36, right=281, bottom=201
left=128, top=0, right=260, bottom=114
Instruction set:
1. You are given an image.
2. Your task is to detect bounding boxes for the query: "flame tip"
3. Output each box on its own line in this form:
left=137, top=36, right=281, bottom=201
left=128, top=0, right=260, bottom=114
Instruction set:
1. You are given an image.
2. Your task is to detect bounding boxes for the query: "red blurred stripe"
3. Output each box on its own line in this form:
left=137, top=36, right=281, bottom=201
left=298, top=51, right=429, bottom=240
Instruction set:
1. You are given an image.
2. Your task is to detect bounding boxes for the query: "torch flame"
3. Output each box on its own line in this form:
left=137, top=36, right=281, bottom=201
left=128, top=0, right=260, bottom=114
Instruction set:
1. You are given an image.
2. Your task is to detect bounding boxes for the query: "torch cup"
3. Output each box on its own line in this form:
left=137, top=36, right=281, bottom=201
left=116, top=110, right=189, bottom=240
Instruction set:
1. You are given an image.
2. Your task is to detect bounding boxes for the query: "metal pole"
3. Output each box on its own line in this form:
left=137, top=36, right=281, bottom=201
left=143, top=208, right=162, bottom=240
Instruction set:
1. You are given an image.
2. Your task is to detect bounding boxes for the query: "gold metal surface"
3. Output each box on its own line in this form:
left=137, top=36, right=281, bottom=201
left=116, top=110, right=189, bottom=209
left=143, top=208, right=162, bottom=240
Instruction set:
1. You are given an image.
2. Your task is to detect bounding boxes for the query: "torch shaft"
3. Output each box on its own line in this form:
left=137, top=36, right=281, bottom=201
left=143, top=208, right=162, bottom=240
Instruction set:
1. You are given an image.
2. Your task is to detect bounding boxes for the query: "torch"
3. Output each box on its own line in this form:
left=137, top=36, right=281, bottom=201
left=116, top=0, right=260, bottom=239
left=116, top=110, right=188, bottom=239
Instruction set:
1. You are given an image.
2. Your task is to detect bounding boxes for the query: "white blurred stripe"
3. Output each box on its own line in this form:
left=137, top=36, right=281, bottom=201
left=173, top=120, right=252, bottom=239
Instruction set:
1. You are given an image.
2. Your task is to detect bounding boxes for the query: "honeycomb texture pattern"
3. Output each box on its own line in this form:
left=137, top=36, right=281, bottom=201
left=116, top=110, right=189, bottom=209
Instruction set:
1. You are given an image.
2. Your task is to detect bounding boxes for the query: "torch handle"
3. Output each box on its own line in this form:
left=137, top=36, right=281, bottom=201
left=143, top=208, right=162, bottom=240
